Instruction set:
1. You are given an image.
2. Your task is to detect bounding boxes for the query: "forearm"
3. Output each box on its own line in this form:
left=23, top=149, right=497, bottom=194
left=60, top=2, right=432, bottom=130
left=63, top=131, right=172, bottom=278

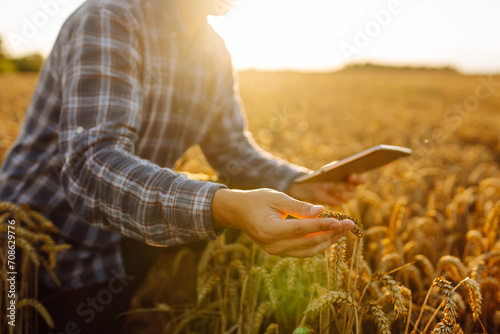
left=61, top=140, right=225, bottom=246
left=203, top=132, right=310, bottom=192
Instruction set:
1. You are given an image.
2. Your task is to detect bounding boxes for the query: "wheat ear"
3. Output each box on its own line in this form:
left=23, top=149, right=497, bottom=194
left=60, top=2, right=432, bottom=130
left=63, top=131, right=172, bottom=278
left=367, top=301, right=391, bottom=334
left=270, top=258, right=293, bottom=281
left=484, top=200, right=500, bottom=234
left=379, top=252, right=403, bottom=273
left=304, top=291, right=352, bottom=314
left=330, top=236, right=346, bottom=291
left=461, top=277, right=482, bottom=322
left=264, top=323, right=278, bottom=334
left=16, top=237, right=41, bottom=267
left=423, top=277, right=457, bottom=334
left=430, top=316, right=455, bottom=334
left=465, top=230, right=486, bottom=256
left=229, top=259, right=248, bottom=285
left=197, top=273, right=220, bottom=305
left=17, top=298, right=54, bottom=328
left=388, top=198, right=407, bottom=238
left=252, top=301, right=272, bottom=334
left=479, top=178, right=500, bottom=196
left=433, top=277, right=458, bottom=321
left=318, top=211, right=364, bottom=238
left=373, top=272, right=408, bottom=317
left=250, top=267, right=278, bottom=307
left=437, top=255, right=468, bottom=282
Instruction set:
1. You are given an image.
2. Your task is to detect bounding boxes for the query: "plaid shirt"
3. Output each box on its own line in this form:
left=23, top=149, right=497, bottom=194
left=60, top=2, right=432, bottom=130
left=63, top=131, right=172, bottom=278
left=0, top=0, right=307, bottom=288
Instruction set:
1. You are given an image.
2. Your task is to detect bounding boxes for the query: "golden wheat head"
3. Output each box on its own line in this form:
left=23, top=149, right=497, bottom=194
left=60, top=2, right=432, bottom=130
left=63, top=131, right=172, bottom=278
left=318, top=210, right=364, bottom=238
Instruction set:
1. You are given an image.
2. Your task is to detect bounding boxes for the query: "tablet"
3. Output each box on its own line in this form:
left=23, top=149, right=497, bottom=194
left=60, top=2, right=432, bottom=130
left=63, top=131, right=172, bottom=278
left=294, top=145, right=412, bottom=184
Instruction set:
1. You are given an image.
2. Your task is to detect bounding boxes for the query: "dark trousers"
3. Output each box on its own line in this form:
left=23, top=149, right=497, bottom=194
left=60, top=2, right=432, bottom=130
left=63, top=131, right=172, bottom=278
left=38, top=238, right=171, bottom=334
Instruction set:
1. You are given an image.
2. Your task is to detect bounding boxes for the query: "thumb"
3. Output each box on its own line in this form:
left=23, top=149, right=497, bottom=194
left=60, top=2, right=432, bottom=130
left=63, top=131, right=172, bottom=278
left=277, top=195, right=325, bottom=219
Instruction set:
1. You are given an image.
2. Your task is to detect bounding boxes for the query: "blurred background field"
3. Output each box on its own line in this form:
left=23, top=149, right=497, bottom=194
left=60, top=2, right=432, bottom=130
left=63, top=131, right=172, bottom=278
left=1, top=68, right=500, bottom=333
left=2, top=68, right=499, bottom=171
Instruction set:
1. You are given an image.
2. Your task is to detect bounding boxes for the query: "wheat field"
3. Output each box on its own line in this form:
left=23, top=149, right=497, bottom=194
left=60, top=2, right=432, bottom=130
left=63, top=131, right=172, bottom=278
left=1, top=68, right=500, bottom=333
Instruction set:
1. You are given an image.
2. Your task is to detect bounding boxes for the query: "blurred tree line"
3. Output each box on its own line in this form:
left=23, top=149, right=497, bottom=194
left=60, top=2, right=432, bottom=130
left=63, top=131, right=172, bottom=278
left=0, top=37, right=44, bottom=73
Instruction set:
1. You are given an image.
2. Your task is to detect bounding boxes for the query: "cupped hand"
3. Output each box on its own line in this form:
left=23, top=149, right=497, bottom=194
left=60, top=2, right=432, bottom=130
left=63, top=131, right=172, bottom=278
left=287, top=173, right=367, bottom=206
left=211, top=188, right=354, bottom=257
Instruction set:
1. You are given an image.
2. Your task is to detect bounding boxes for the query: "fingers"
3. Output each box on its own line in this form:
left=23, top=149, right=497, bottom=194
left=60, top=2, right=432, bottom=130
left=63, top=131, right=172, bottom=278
left=320, top=174, right=365, bottom=203
left=264, top=221, right=354, bottom=257
left=275, top=194, right=326, bottom=219
left=348, top=173, right=367, bottom=184
left=322, top=182, right=357, bottom=203
left=266, top=217, right=353, bottom=240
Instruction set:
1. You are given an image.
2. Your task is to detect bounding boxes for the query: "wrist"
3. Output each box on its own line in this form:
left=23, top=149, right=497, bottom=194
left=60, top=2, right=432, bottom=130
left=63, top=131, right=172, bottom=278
left=211, top=188, right=241, bottom=229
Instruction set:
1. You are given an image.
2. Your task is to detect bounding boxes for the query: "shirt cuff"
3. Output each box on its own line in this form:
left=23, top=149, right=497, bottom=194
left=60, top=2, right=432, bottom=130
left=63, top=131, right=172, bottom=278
left=269, top=163, right=312, bottom=193
left=160, top=177, right=227, bottom=245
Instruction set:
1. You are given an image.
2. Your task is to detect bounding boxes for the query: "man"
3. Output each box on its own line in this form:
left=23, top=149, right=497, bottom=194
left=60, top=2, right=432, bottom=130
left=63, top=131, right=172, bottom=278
left=0, top=0, right=364, bottom=332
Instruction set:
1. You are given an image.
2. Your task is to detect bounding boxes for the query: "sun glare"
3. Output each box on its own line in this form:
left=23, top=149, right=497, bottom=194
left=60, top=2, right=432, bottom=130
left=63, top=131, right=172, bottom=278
left=208, top=0, right=500, bottom=73
left=208, top=0, right=340, bottom=71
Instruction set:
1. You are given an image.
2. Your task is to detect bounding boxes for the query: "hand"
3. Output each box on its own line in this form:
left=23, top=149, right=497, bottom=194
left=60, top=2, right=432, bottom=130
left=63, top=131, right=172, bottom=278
left=211, top=188, right=354, bottom=257
left=287, top=173, right=367, bottom=206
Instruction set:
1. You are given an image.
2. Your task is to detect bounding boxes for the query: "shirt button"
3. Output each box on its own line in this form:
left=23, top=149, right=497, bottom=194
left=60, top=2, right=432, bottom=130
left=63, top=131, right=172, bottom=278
left=76, top=126, right=84, bottom=134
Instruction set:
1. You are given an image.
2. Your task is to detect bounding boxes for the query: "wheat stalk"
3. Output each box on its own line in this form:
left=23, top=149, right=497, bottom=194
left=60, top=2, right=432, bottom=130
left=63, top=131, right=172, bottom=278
left=359, top=190, right=384, bottom=225
left=15, top=237, right=41, bottom=267
left=250, top=267, right=278, bottom=307
left=228, top=280, right=239, bottom=322
left=452, top=322, right=465, bottom=334
left=219, top=243, right=251, bottom=258
left=400, top=264, right=424, bottom=293
left=379, top=252, right=403, bottom=273
left=197, top=273, right=220, bottom=305
left=469, top=250, right=500, bottom=280
left=264, top=323, right=278, bottom=334
left=484, top=200, right=500, bottom=234
left=367, top=301, right=391, bottom=334
left=421, top=277, right=458, bottom=334
left=39, top=257, right=62, bottom=287
left=270, top=258, right=293, bottom=281
left=433, top=277, right=458, bottom=321
left=461, top=277, right=482, bottom=322
left=365, top=226, right=389, bottom=238
left=304, top=291, right=352, bottom=314
left=479, top=178, right=500, bottom=196
left=286, top=259, right=299, bottom=292
left=494, top=310, right=500, bottom=331
left=388, top=198, right=407, bottom=238
left=15, top=226, right=54, bottom=246
left=17, top=298, right=54, bottom=329
left=437, top=256, right=469, bottom=282
left=430, top=316, right=455, bottom=334
left=21, top=205, right=59, bottom=233
left=465, top=230, right=486, bottom=256
left=373, top=272, right=408, bottom=317
left=402, top=240, right=418, bottom=259
left=0, top=201, right=37, bottom=229
left=330, top=236, right=346, bottom=291
left=197, top=241, right=217, bottom=295
left=414, top=254, right=435, bottom=282
left=0, top=212, right=11, bottom=225
left=252, top=301, right=272, bottom=334
left=229, top=259, right=248, bottom=285
left=483, top=201, right=500, bottom=250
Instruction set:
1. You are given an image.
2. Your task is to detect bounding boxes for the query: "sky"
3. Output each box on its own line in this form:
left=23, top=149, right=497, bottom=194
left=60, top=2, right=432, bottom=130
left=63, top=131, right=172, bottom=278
left=0, top=0, right=499, bottom=74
